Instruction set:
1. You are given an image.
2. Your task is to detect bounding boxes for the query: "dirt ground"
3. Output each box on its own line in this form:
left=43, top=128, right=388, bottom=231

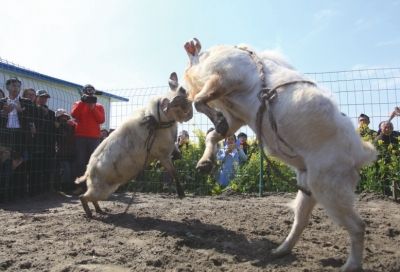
left=0, top=192, right=399, bottom=272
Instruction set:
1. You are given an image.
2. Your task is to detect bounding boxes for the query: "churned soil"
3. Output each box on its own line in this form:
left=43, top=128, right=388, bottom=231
left=0, top=192, right=399, bottom=272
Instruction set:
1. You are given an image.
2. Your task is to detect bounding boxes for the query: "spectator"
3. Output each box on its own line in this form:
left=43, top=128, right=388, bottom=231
left=237, top=132, right=249, bottom=155
left=216, top=134, right=247, bottom=187
left=373, top=120, right=400, bottom=196
left=0, top=78, right=34, bottom=200
left=374, top=121, right=400, bottom=146
left=357, top=113, right=376, bottom=139
left=29, top=89, right=56, bottom=194
left=22, top=88, right=37, bottom=103
left=162, top=130, right=190, bottom=190
left=176, top=130, right=189, bottom=150
left=0, top=77, right=35, bottom=157
left=21, top=88, right=38, bottom=156
left=0, top=88, right=8, bottom=162
left=71, top=84, right=105, bottom=194
left=55, top=109, right=76, bottom=193
left=100, top=128, right=109, bottom=142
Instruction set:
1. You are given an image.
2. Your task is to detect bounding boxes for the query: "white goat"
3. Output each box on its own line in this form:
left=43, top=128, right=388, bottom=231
left=183, top=38, right=377, bottom=272
left=75, top=73, right=193, bottom=218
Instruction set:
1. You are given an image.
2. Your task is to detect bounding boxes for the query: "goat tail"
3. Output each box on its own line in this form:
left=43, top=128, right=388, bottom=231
left=358, top=140, right=378, bottom=168
left=75, top=173, right=88, bottom=184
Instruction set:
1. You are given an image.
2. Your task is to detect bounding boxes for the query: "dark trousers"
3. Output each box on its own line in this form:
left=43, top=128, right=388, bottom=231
left=56, top=159, right=74, bottom=192
left=1, top=128, right=25, bottom=157
left=73, top=136, right=100, bottom=180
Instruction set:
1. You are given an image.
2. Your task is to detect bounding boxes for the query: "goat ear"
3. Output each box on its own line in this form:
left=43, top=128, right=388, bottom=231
left=161, top=98, right=170, bottom=112
left=169, top=72, right=179, bottom=91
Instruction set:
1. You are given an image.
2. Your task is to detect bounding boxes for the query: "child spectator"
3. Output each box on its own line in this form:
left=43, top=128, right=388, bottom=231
left=357, top=113, right=376, bottom=139
left=216, top=134, right=247, bottom=187
left=237, top=132, right=249, bottom=155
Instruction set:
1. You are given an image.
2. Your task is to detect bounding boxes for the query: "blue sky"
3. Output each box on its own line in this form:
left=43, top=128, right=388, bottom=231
left=1, top=0, right=399, bottom=90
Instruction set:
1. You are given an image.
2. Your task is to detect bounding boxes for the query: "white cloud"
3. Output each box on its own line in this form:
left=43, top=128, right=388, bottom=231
left=375, top=38, right=400, bottom=47
left=314, top=9, right=336, bottom=24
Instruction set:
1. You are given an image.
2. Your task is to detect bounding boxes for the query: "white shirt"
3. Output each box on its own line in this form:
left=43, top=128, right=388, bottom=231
left=6, top=97, right=21, bottom=129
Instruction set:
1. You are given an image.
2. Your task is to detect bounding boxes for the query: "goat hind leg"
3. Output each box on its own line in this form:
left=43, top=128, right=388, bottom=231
left=321, top=195, right=365, bottom=272
left=159, top=158, right=185, bottom=198
left=79, top=195, right=93, bottom=218
left=92, top=201, right=105, bottom=214
left=272, top=190, right=316, bottom=257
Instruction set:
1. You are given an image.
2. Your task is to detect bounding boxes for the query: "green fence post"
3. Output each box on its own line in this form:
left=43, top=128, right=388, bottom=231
left=259, top=150, right=264, bottom=197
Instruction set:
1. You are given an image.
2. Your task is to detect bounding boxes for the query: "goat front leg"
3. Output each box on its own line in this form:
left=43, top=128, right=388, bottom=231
left=159, top=158, right=185, bottom=198
left=184, top=38, right=201, bottom=66
left=193, top=75, right=229, bottom=136
left=196, top=129, right=225, bottom=173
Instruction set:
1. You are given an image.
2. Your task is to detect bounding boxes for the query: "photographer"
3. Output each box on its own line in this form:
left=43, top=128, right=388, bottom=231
left=216, top=134, right=247, bottom=187
left=0, top=78, right=35, bottom=200
left=71, top=84, right=105, bottom=194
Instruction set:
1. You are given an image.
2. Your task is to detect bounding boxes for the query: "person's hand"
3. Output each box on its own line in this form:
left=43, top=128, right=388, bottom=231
left=67, top=119, right=75, bottom=126
left=226, top=143, right=236, bottom=154
left=178, top=136, right=188, bottom=146
left=389, top=107, right=400, bottom=121
left=30, top=124, right=37, bottom=134
left=2, top=103, right=13, bottom=114
left=394, top=107, right=400, bottom=116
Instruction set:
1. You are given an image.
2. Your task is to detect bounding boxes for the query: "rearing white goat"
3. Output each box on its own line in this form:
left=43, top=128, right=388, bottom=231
left=183, top=38, right=377, bottom=272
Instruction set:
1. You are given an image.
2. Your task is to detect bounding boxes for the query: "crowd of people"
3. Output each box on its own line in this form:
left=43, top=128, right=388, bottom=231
left=0, top=78, right=109, bottom=201
left=356, top=109, right=400, bottom=145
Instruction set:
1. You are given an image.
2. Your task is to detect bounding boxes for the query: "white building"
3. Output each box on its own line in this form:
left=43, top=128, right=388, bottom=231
left=0, top=59, right=128, bottom=129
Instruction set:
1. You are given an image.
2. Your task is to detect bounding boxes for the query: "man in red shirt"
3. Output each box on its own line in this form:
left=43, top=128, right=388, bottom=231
left=71, top=84, right=105, bottom=194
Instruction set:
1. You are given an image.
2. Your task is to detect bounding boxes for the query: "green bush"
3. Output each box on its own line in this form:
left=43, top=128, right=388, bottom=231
left=124, top=130, right=399, bottom=197
left=359, top=137, right=400, bottom=195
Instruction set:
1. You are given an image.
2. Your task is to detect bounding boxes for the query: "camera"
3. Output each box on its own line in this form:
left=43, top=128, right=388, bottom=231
left=0, top=99, right=5, bottom=110
left=81, top=94, right=97, bottom=104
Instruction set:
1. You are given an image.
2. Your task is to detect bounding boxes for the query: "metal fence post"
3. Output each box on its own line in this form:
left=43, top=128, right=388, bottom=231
left=259, top=150, right=264, bottom=197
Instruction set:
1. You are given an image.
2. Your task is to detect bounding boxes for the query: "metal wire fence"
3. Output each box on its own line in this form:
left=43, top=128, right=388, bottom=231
left=107, top=67, right=400, bottom=197
left=1, top=67, right=399, bottom=201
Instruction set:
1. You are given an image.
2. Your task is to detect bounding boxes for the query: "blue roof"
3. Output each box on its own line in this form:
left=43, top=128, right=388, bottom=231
left=0, top=60, right=129, bottom=102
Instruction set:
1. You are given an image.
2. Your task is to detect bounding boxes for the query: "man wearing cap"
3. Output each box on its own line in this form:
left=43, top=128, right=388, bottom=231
left=357, top=113, right=376, bottom=140
left=71, top=84, right=105, bottom=194
left=30, top=89, right=56, bottom=194
left=55, top=109, right=76, bottom=193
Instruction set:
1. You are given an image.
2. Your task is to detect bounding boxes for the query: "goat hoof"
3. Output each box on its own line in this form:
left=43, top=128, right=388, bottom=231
left=196, top=159, right=214, bottom=173
left=340, top=262, right=363, bottom=272
left=271, top=247, right=291, bottom=258
left=215, top=113, right=229, bottom=136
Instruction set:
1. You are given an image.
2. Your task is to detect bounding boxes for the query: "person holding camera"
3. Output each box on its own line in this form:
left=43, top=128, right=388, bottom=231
left=71, top=84, right=105, bottom=194
left=216, top=134, right=247, bottom=187
left=0, top=78, right=35, bottom=200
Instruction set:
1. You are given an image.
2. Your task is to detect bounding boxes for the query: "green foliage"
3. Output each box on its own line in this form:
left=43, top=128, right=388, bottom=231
left=359, top=136, right=400, bottom=196
left=124, top=130, right=399, bottom=198
left=230, top=143, right=297, bottom=193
